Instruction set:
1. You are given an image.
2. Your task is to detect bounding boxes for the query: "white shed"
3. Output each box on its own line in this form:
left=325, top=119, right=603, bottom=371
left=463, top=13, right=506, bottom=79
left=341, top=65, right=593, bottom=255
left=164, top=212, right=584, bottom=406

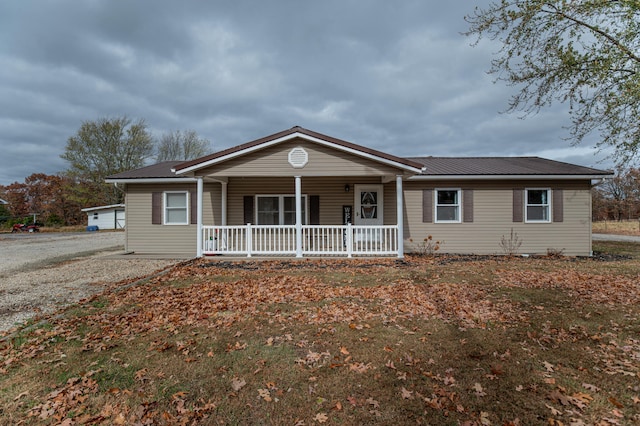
left=81, top=204, right=125, bottom=230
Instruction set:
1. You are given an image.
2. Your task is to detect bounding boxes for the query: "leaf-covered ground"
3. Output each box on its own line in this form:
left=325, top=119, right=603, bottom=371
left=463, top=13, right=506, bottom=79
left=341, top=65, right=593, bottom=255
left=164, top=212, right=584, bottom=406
left=1, top=243, right=639, bottom=425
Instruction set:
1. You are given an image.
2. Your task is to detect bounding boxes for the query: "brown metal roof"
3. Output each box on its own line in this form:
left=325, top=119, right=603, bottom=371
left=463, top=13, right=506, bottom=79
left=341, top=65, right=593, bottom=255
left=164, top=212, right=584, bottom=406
left=409, top=157, right=611, bottom=176
left=107, top=161, right=185, bottom=179
left=173, top=126, right=425, bottom=172
left=106, top=130, right=613, bottom=180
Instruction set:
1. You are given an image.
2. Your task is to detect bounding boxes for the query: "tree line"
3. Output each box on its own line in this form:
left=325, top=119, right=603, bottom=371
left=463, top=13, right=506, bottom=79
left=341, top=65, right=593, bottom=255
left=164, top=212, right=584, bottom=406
left=593, top=167, right=640, bottom=221
left=0, top=116, right=211, bottom=227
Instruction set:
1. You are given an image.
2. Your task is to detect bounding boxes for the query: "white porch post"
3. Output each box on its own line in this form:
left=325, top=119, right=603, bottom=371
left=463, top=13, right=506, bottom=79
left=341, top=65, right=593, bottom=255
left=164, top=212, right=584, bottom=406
left=196, top=176, right=204, bottom=257
left=295, top=175, right=303, bottom=258
left=396, top=175, right=404, bottom=259
left=221, top=181, right=228, bottom=226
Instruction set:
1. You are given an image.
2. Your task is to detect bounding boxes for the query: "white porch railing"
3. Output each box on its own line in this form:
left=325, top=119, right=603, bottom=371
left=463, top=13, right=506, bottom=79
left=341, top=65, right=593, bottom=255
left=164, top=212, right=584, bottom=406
left=203, top=224, right=398, bottom=257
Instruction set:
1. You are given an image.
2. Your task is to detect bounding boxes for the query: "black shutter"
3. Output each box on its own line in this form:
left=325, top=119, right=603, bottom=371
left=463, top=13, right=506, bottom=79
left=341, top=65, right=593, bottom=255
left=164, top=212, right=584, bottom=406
left=243, top=196, right=254, bottom=224
left=152, top=192, right=162, bottom=225
left=422, top=189, right=433, bottom=223
left=513, top=189, right=523, bottom=222
left=463, top=189, right=474, bottom=223
left=553, top=189, right=563, bottom=222
left=310, top=195, right=320, bottom=225
left=190, top=192, right=197, bottom=224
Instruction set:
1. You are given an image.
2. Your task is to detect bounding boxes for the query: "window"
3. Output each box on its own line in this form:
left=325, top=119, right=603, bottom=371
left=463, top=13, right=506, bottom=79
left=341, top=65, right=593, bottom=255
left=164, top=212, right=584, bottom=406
left=256, top=195, right=306, bottom=225
left=435, top=189, right=461, bottom=223
left=164, top=191, right=188, bottom=225
left=93, top=213, right=98, bottom=220
left=525, top=189, right=550, bottom=222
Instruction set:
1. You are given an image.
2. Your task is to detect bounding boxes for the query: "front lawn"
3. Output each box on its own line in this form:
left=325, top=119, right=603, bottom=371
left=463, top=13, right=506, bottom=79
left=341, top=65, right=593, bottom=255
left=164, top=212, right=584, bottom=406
left=1, top=243, right=639, bottom=425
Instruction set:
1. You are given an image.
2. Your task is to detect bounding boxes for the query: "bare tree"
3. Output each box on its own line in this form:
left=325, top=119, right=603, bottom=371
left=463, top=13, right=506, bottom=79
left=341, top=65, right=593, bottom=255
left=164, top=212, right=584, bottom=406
left=155, top=130, right=212, bottom=162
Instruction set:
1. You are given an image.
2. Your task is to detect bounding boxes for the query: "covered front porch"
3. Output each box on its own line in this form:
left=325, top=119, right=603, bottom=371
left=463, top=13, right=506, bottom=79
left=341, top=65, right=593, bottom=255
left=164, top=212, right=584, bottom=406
left=202, top=224, right=399, bottom=257
left=171, top=127, right=425, bottom=259
left=193, top=175, right=407, bottom=258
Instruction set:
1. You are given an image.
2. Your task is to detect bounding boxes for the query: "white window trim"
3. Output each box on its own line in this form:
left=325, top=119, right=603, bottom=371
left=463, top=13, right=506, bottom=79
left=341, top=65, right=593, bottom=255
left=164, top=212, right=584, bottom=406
left=164, top=191, right=189, bottom=225
left=525, top=188, right=551, bottom=223
left=435, top=188, right=462, bottom=223
left=255, top=194, right=308, bottom=225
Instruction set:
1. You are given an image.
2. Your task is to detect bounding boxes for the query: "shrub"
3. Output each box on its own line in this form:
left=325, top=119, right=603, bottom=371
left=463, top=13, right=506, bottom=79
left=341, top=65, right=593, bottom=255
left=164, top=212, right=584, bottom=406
left=499, top=228, right=522, bottom=256
left=409, top=235, right=443, bottom=256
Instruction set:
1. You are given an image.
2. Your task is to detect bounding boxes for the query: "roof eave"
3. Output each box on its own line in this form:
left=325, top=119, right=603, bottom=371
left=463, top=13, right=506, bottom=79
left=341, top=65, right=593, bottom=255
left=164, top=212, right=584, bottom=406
left=408, top=173, right=614, bottom=181
left=81, top=204, right=125, bottom=212
left=105, top=177, right=198, bottom=184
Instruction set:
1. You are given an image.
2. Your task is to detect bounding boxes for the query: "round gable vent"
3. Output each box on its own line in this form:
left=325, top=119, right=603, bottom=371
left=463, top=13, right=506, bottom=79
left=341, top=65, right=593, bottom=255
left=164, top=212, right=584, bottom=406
left=288, top=147, right=308, bottom=168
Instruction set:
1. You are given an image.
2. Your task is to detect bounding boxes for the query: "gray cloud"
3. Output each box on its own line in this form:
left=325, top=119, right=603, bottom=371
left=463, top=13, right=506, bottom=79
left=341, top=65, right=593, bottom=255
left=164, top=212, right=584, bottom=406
left=0, top=0, right=611, bottom=185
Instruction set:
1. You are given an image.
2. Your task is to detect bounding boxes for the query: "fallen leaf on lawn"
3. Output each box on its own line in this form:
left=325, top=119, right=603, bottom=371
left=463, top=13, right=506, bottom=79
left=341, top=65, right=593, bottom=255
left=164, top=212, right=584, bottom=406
left=134, top=368, right=148, bottom=381
left=479, top=411, right=491, bottom=425
left=349, top=362, right=370, bottom=373
left=545, top=403, right=562, bottom=416
left=611, top=408, right=624, bottom=418
left=473, top=382, right=486, bottom=397
left=313, top=412, right=328, bottom=423
left=340, top=346, right=349, bottom=355
left=543, top=361, right=555, bottom=373
left=548, top=390, right=570, bottom=406
left=401, top=387, right=414, bottom=400
left=13, top=391, right=28, bottom=401
left=490, top=364, right=503, bottom=376
left=608, top=396, right=624, bottom=408
left=366, top=397, right=380, bottom=409
left=231, top=377, right=246, bottom=392
left=582, top=383, right=599, bottom=392
left=258, top=388, right=272, bottom=402
left=333, top=401, right=342, bottom=411
left=515, top=385, right=524, bottom=392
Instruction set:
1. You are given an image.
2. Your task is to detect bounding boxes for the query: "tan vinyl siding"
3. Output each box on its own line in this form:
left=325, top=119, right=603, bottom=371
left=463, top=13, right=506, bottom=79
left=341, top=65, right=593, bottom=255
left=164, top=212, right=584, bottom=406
left=226, top=177, right=397, bottom=225
left=125, top=183, right=221, bottom=255
left=404, top=180, right=592, bottom=256
left=199, top=139, right=401, bottom=177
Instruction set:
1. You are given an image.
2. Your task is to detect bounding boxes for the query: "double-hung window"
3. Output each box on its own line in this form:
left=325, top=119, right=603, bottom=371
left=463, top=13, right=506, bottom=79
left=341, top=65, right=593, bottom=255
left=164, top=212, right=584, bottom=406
left=435, top=189, right=461, bottom=223
left=256, top=195, right=306, bottom=225
left=164, top=191, right=189, bottom=225
left=525, top=189, right=550, bottom=222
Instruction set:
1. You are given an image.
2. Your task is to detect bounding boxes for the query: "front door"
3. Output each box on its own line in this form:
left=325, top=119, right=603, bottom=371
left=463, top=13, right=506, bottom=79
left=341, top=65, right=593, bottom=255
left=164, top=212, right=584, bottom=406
left=354, top=184, right=383, bottom=226
left=354, top=184, right=383, bottom=243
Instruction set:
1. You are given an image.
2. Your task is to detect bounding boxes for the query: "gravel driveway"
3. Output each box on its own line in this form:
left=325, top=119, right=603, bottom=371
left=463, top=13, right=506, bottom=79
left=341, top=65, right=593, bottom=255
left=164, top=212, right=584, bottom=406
left=0, top=232, right=184, bottom=333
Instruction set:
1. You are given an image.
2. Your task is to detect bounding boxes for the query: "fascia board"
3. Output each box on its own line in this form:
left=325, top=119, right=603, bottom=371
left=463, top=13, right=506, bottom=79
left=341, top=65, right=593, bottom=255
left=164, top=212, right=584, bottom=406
left=408, top=174, right=614, bottom=181
left=105, top=178, right=198, bottom=184
left=81, top=204, right=125, bottom=212
left=175, top=132, right=423, bottom=175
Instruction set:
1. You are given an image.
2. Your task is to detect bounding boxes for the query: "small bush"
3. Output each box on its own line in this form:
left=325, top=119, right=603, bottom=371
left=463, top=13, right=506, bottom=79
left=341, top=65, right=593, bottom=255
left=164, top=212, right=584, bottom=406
left=546, top=247, right=565, bottom=258
left=409, top=235, right=443, bottom=256
left=499, top=228, right=522, bottom=256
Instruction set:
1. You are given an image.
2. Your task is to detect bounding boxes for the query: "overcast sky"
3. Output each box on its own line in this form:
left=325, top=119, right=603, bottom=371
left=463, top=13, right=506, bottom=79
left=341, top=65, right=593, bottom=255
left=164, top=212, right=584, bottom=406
left=0, top=0, right=612, bottom=186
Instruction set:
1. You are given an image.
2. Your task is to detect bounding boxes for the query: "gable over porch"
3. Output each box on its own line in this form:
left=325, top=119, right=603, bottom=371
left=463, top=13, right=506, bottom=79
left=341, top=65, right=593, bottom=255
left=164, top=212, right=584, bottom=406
left=172, top=127, right=424, bottom=258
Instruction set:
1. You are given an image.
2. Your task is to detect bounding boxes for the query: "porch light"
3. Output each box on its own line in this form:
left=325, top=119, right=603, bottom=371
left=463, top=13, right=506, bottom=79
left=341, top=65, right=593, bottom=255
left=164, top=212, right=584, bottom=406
left=344, top=184, right=350, bottom=193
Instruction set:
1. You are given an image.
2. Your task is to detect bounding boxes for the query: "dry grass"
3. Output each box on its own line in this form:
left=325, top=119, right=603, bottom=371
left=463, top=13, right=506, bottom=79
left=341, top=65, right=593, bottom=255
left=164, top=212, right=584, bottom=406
left=1, top=243, right=639, bottom=425
left=593, top=219, right=640, bottom=235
